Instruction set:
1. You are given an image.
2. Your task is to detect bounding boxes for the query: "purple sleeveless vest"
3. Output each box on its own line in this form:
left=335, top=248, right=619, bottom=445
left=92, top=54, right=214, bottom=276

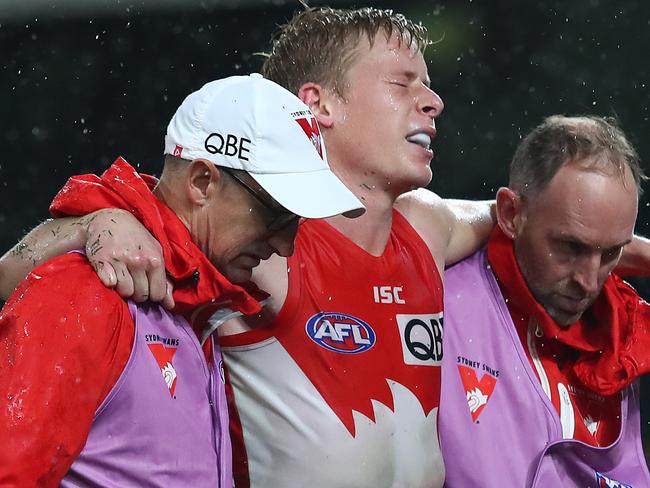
left=440, top=250, right=650, bottom=488
left=62, top=301, right=233, bottom=487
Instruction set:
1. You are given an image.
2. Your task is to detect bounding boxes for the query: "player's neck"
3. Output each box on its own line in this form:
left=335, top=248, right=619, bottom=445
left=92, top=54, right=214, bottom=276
left=323, top=162, right=416, bottom=255
left=325, top=194, right=395, bottom=256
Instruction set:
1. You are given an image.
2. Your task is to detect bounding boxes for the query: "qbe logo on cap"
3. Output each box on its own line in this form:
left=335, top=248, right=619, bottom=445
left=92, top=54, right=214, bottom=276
left=305, top=312, right=376, bottom=354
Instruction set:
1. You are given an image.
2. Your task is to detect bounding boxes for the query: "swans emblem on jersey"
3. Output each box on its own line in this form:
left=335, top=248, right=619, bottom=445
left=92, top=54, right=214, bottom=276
left=306, top=312, right=376, bottom=354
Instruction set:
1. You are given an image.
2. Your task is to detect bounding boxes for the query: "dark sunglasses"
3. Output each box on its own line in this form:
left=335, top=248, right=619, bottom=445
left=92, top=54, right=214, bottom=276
left=220, top=167, right=300, bottom=232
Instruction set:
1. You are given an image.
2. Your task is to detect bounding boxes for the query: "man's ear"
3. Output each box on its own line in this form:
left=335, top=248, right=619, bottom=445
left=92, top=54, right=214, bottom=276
left=186, top=159, right=220, bottom=205
left=298, top=82, right=336, bottom=128
left=495, top=187, right=525, bottom=239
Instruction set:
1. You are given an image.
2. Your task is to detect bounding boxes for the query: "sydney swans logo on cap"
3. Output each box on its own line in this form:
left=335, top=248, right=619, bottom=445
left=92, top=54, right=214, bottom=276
left=292, top=110, right=323, bottom=159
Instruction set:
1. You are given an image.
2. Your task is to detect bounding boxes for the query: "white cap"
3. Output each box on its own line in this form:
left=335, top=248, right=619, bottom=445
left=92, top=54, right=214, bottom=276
left=164, top=73, right=365, bottom=219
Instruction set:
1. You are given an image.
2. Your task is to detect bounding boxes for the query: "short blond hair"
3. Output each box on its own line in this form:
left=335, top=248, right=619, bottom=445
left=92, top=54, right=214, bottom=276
left=262, top=7, right=429, bottom=96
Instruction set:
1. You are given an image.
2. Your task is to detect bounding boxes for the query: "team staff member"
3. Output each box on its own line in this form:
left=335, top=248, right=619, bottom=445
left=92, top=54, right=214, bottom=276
left=0, top=74, right=363, bottom=487
left=440, top=116, right=650, bottom=487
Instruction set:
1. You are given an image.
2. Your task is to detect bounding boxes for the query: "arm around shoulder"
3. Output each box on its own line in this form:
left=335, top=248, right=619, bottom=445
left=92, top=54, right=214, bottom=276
left=443, top=198, right=496, bottom=266
left=0, top=216, right=87, bottom=300
left=395, top=189, right=496, bottom=270
left=0, top=208, right=171, bottom=307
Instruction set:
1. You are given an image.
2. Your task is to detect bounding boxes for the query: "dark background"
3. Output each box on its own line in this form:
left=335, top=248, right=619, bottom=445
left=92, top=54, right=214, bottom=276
left=2, top=0, right=650, bottom=460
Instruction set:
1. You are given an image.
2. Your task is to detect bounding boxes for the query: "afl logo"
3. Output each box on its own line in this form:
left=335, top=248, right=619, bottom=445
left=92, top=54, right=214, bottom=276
left=305, top=312, right=376, bottom=354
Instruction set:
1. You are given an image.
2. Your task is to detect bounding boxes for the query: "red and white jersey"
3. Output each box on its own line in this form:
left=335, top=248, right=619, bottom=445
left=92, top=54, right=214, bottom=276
left=221, top=210, right=445, bottom=488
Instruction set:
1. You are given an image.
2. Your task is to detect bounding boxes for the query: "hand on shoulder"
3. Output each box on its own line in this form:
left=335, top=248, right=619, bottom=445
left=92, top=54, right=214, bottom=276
left=83, top=209, right=173, bottom=309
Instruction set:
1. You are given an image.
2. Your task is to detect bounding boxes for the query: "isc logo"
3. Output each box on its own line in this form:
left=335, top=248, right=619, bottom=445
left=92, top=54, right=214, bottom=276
left=305, top=312, right=376, bottom=354
left=372, top=285, right=405, bottom=304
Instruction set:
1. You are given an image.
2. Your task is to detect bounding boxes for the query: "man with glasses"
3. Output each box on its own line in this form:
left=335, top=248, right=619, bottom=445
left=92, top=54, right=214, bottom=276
left=220, top=167, right=300, bottom=233
left=0, top=74, right=363, bottom=487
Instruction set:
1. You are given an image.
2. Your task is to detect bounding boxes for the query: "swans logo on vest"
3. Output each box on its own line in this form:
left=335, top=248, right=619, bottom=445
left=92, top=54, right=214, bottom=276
left=595, top=472, right=633, bottom=488
left=146, top=334, right=180, bottom=398
left=456, top=355, right=499, bottom=422
left=305, top=312, right=376, bottom=354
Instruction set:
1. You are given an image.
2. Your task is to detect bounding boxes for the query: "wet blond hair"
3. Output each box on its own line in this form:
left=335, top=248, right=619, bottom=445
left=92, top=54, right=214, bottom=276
left=262, top=6, right=429, bottom=96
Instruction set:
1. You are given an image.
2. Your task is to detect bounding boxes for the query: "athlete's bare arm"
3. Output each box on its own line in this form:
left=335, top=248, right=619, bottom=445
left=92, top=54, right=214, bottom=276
left=396, top=189, right=650, bottom=279
left=616, top=234, right=650, bottom=276
left=0, top=209, right=173, bottom=307
left=0, top=216, right=85, bottom=299
left=395, top=189, right=495, bottom=274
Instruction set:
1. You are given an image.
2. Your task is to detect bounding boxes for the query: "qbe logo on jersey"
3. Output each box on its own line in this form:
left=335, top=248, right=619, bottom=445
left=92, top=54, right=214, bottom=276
left=396, top=313, right=443, bottom=366
left=305, top=312, right=376, bottom=354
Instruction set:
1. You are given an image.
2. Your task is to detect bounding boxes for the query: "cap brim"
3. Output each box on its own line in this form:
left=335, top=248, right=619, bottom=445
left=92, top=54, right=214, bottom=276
left=250, top=169, right=365, bottom=219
